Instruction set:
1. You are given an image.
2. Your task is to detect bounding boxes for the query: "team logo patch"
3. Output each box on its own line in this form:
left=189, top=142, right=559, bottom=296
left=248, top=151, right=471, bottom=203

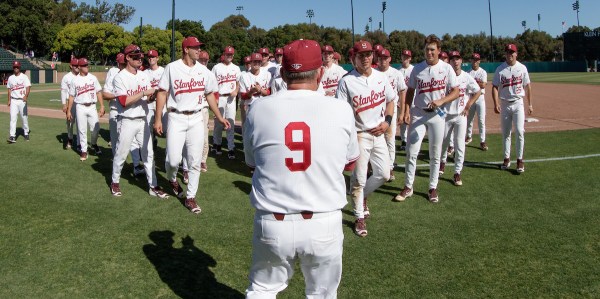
left=291, top=64, right=302, bottom=70
left=362, top=43, right=367, bottom=49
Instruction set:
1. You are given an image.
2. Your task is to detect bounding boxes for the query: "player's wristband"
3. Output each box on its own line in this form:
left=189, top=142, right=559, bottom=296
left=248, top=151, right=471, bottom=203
left=384, top=115, right=392, bottom=126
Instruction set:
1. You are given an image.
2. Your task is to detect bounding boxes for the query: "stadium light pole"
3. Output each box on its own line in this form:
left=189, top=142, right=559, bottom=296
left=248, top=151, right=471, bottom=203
left=171, top=0, right=175, bottom=62
left=236, top=6, right=244, bottom=15
left=572, top=1, right=580, bottom=27
left=350, top=0, right=355, bottom=44
left=488, top=0, right=494, bottom=62
left=307, top=9, right=314, bottom=25
left=381, top=2, right=387, bottom=34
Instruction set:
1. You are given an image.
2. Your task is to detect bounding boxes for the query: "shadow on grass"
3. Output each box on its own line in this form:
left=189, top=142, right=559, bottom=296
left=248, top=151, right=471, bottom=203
left=233, top=180, right=251, bottom=195
left=143, top=231, right=244, bottom=299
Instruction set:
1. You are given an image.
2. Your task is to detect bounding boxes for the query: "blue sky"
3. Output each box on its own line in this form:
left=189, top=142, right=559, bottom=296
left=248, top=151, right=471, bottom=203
left=78, top=0, right=599, bottom=38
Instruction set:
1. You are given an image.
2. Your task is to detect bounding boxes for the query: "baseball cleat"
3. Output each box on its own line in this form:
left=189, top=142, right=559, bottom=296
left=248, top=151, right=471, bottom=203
left=399, top=141, right=406, bottom=151
left=211, top=144, right=222, bottom=155
left=480, top=142, right=488, bottom=151
left=228, top=151, right=236, bottom=160
left=516, top=159, right=525, bottom=173
left=393, top=186, right=413, bottom=202
left=501, top=158, right=511, bottom=170
left=363, top=197, right=370, bottom=219
left=200, top=162, right=208, bottom=173
left=80, top=152, right=88, bottom=161
left=465, top=136, right=472, bottom=144
left=24, top=135, right=30, bottom=141
left=66, top=139, right=73, bottom=149
left=354, top=218, right=367, bottom=237
left=453, top=173, right=463, bottom=186
left=388, top=169, right=395, bottom=182
left=182, top=170, right=189, bottom=184
left=7, top=136, right=16, bottom=143
left=184, top=198, right=202, bottom=214
left=170, top=180, right=185, bottom=198
left=428, top=188, right=439, bottom=203
left=447, top=146, right=454, bottom=156
left=149, top=186, right=169, bottom=199
left=133, top=165, right=145, bottom=176
left=110, top=182, right=122, bottom=196
left=439, top=162, right=446, bottom=175
left=92, top=144, right=102, bottom=155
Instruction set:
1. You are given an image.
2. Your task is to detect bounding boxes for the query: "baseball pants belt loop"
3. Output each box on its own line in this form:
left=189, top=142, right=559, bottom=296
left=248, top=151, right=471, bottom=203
left=273, top=211, right=314, bottom=221
left=169, top=108, right=199, bottom=115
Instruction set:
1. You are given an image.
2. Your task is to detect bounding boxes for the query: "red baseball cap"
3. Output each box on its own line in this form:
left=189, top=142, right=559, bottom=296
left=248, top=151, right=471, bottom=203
left=506, top=44, right=518, bottom=52
left=124, top=44, right=142, bottom=56
left=373, top=44, right=384, bottom=52
left=439, top=52, right=449, bottom=59
left=333, top=52, right=341, bottom=60
left=472, top=53, right=481, bottom=60
left=448, top=50, right=461, bottom=58
left=379, top=49, right=391, bottom=58
left=402, top=49, right=412, bottom=57
left=12, top=61, right=21, bottom=68
left=78, top=58, right=89, bottom=66
left=322, top=45, right=334, bottom=53
left=244, top=56, right=251, bottom=63
left=259, top=48, right=270, bottom=55
left=182, top=36, right=203, bottom=48
left=275, top=48, right=283, bottom=55
left=353, top=40, right=373, bottom=53
left=199, top=51, right=209, bottom=60
left=116, top=53, right=125, bottom=64
left=70, top=58, right=78, bottom=66
left=147, top=49, right=159, bottom=57
left=282, top=39, right=322, bottom=73
left=250, top=53, right=262, bottom=61
left=223, top=46, right=235, bottom=55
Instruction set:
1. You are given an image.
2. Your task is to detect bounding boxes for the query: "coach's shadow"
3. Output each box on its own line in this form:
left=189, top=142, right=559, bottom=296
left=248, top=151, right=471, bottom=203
left=233, top=180, right=252, bottom=195
left=143, top=230, right=244, bottom=299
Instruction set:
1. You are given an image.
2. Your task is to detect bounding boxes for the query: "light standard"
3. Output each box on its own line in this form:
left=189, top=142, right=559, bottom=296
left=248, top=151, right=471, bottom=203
left=488, top=0, right=494, bottom=62
left=171, top=0, right=175, bottom=62
left=369, top=17, right=372, bottom=33
left=350, top=0, right=355, bottom=44
left=572, top=1, right=580, bottom=27
left=306, top=9, right=314, bottom=25
left=236, top=6, right=244, bottom=15
left=381, top=2, right=387, bottom=33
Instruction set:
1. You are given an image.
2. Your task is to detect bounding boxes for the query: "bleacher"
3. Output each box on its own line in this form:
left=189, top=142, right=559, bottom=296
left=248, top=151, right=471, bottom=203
left=0, top=47, right=39, bottom=71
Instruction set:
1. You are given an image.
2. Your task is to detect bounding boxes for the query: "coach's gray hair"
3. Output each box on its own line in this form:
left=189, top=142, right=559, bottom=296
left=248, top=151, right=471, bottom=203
left=281, top=68, right=320, bottom=83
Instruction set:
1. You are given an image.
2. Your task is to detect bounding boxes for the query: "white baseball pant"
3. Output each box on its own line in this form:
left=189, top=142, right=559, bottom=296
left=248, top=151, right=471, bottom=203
left=213, top=95, right=236, bottom=150
left=501, top=100, right=525, bottom=160
left=399, top=123, right=408, bottom=144
left=110, top=107, right=143, bottom=167
left=181, top=107, right=209, bottom=172
left=384, top=104, right=398, bottom=170
left=166, top=111, right=204, bottom=199
left=441, top=114, right=467, bottom=174
left=75, top=104, right=100, bottom=154
left=466, top=95, right=486, bottom=142
left=66, top=104, right=77, bottom=141
left=246, top=210, right=343, bottom=298
left=111, top=117, right=156, bottom=186
left=351, top=132, right=390, bottom=219
left=404, top=108, right=445, bottom=190
left=9, top=99, right=29, bottom=137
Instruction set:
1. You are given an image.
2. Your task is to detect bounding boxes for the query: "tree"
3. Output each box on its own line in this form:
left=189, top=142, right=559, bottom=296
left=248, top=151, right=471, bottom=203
left=166, top=19, right=205, bottom=40
left=566, top=25, right=592, bottom=33
left=79, top=0, right=135, bottom=25
left=133, top=25, right=184, bottom=64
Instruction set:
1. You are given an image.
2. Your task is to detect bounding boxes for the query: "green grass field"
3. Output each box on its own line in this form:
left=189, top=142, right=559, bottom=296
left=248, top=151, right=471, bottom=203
left=1, top=113, right=599, bottom=298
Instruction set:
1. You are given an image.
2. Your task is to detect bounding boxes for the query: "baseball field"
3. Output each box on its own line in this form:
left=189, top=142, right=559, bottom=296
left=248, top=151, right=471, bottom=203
left=1, top=73, right=599, bottom=298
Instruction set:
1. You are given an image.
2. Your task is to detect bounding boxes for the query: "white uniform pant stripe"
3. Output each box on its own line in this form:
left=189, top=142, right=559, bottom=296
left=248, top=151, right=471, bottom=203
left=501, top=100, right=525, bottom=160
left=9, top=99, right=29, bottom=137
left=466, top=95, right=486, bottom=142
left=213, top=96, right=237, bottom=150
left=246, top=210, right=343, bottom=298
left=441, top=114, right=467, bottom=174
left=111, top=117, right=156, bottom=186
left=166, top=112, right=205, bottom=199
left=404, top=108, right=445, bottom=190
left=75, top=104, right=99, bottom=154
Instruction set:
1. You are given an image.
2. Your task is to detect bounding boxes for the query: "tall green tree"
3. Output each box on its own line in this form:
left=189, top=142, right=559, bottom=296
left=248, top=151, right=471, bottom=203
left=133, top=24, right=184, bottom=64
left=79, top=0, right=135, bottom=25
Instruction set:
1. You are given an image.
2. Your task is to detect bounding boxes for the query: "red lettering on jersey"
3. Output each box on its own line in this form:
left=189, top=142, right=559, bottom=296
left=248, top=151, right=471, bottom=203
left=322, top=77, right=339, bottom=89
left=10, top=83, right=25, bottom=91
left=217, top=73, right=237, bottom=84
left=417, top=76, right=447, bottom=94
left=150, top=78, right=160, bottom=88
left=501, top=74, right=523, bottom=88
left=174, top=78, right=206, bottom=96
left=285, top=122, right=311, bottom=172
left=352, top=88, right=387, bottom=113
left=76, top=82, right=97, bottom=96
left=125, top=84, right=148, bottom=96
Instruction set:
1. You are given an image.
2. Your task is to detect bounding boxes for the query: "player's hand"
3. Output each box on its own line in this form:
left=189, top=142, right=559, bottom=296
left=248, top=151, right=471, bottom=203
left=67, top=111, right=72, bottom=121
left=368, top=121, right=389, bottom=137
left=325, top=90, right=335, bottom=96
left=98, top=107, right=105, bottom=117
left=230, top=91, right=238, bottom=98
left=154, top=121, right=163, bottom=136
left=7, top=101, right=10, bottom=107
left=461, top=106, right=470, bottom=117
left=62, top=104, right=68, bottom=113
left=219, top=118, right=231, bottom=130
left=494, top=105, right=501, bottom=114
left=23, top=97, right=27, bottom=103
left=403, top=111, right=411, bottom=124
left=397, top=113, right=404, bottom=126
left=528, top=105, right=533, bottom=115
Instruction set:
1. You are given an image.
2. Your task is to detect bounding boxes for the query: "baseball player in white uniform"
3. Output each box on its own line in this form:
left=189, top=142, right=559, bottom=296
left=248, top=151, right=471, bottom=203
left=66, top=58, right=105, bottom=161
left=492, top=44, right=533, bottom=173
left=6, top=61, right=31, bottom=143
left=267, top=47, right=283, bottom=79
left=321, top=45, right=347, bottom=96
left=110, top=44, right=167, bottom=198
left=61, top=58, right=79, bottom=148
left=239, top=55, right=252, bottom=130
left=143, top=49, right=164, bottom=148
left=336, top=40, right=397, bottom=237
left=377, top=48, right=407, bottom=181
left=439, top=51, right=482, bottom=186
left=154, top=36, right=231, bottom=214
left=394, top=35, right=459, bottom=203
left=244, top=39, right=359, bottom=298
left=239, top=53, right=272, bottom=111
left=467, top=53, right=489, bottom=150
left=211, top=46, right=240, bottom=159
left=398, top=50, right=414, bottom=150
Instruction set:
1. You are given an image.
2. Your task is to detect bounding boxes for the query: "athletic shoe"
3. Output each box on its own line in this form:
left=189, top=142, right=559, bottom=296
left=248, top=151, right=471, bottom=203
left=400, top=141, right=407, bottom=151
left=66, top=139, right=73, bottom=149
left=107, top=141, right=111, bottom=148
left=92, top=144, right=102, bottom=155
left=465, top=136, right=472, bottom=144
left=516, top=159, right=525, bottom=173
left=182, top=170, right=189, bottom=184
left=184, top=198, right=202, bottom=214
left=363, top=197, right=370, bottom=219
left=80, top=152, right=88, bottom=161
left=453, top=173, right=463, bottom=186
left=480, top=142, right=488, bottom=151
left=439, top=162, right=446, bottom=175
left=501, top=158, right=511, bottom=170
left=170, top=180, right=184, bottom=198
left=354, top=218, right=367, bottom=237
left=24, top=135, right=30, bottom=141
left=388, top=169, right=395, bottom=182
left=149, top=186, right=169, bottom=199
left=110, top=182, right=122, bottom=196
left=133, top=165, right=146, bottom=176
left=228, top=151, right=236, bottom=160
left=447, top=146, right=454, bottom=156
left=393, top=186, right=413, bottom=202
left=211, top=144, right=223, bottom=155
left=428, top=188, right=439, bottom=203
left=200, top=162, right=208, bottom=173
left=7, top=136, right=16, bottom=143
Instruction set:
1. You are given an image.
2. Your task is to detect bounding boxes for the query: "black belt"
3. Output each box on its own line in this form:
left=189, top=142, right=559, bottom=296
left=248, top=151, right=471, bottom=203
left=219, top=93, right=231, bottom=97
left=169, top=108, right=199, bottom=115
left=273, top=211, right=313, bottom=221
left=79, top=102, right=94, bottom=107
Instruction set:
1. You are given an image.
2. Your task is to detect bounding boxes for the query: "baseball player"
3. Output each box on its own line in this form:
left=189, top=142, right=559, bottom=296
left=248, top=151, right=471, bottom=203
left=394, top=35, right=459, bottom=203
left=377, top=48, right=407, bottom=181
left=198, top=50, right=210, bottom=65
left=439, top=51, right=482, bottom=186
left=66, top=58, right=105, bottom=161
left=6, top=61, right=31, bottom=143
left=267, top=47, right=283, bottom=79
left=239, top=53, right=272, bottom=112
left=398, top=49, right=414, bottom=150
left=258, top=47, right=272, bottom=70
left=467, top=53, right=489, bottom=150
left=109, top=44, right=167, bottom=198
left=61, top=58, right=79, bottom=148
left=154, top=36, right=231, bottom=213
left=439, top=51, right=455, bottom=155
left=244, top=39, right=359, bottom=298
left=321, top=45, right=348, bottom=96
left=211, top=46, right=240, bottom=159
left=144, top=49, right=164, bottom=148
left=336, top=40, right=397, bottom=237
left=372, top=44, right=384, bottom=68
left=492, top=44, right=533, bottom=173
left=239, top=55, right=252, bottom=131
left=333, top=52, right=341, bottom=64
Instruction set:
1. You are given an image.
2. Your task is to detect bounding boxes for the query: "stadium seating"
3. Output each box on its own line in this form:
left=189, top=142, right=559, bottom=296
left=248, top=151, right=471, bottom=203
left=0, top=48, right=39, bottom=71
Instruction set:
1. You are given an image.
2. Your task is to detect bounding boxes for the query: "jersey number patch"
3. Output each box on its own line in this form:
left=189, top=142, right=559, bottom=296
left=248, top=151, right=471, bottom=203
left=284, top=122, right=311, bottom=172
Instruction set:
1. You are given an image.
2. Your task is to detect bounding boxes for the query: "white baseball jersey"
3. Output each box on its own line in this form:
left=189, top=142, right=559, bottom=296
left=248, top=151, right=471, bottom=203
left=239, top=69, right=272, bottom=105
left=399, top=64, right=414, bottom=88
left=113, top=69, right=151, bottom=118
left=144, top=66, right=165, bottom=110
left=380, top=67, right=407, bottom=100
left=469, top=67, right=487, bottom=95
left=270, top=78, right=326, bottom=95
left=268, top=63, right=281, bottom=80
left=244, top=89, right=359, bottom=213
left=321, top=64, right=347, bottom=95
left=61, top=72, right=77, bottom=105
left=445, top=71, right=480, bottom=115
left=492, top=61, right=530, bottom=101
left=212, top=62, right=241, bottom=94
left=336, top=69, right=398, bottom=131
left=409, top=60, right=458, bottom=110
left=69, top=74, right=101, bottom=104
left=104, top=67, right=120, bottom=93
left=7, top=73, right=31, bottom=99
left=158, top=59, right=218, bottom=112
